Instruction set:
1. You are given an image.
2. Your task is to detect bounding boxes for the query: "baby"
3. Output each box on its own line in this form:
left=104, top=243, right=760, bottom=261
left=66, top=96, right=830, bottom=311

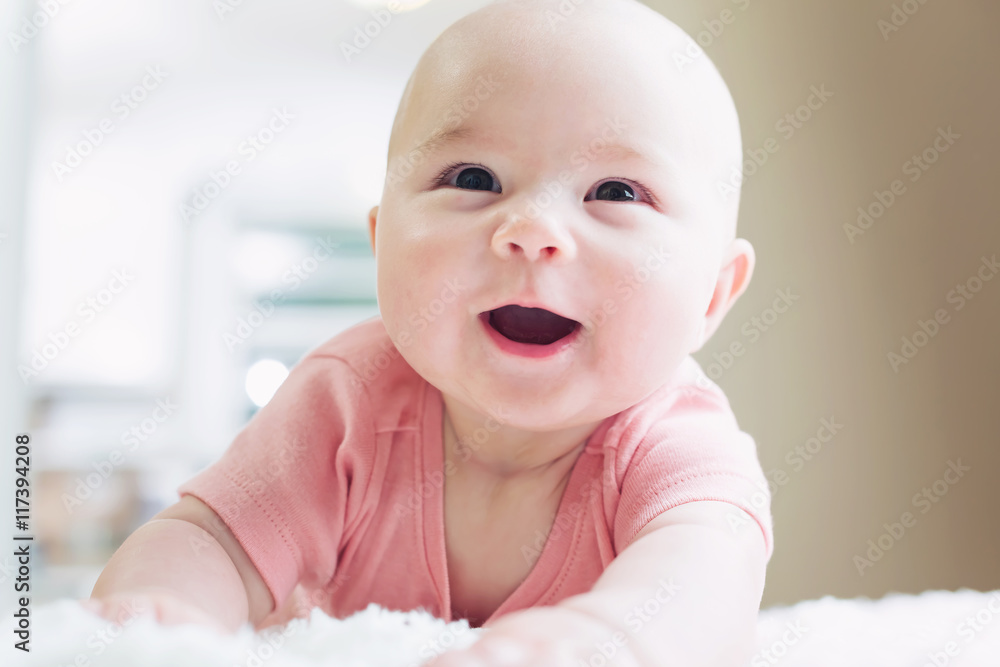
left=88, top=0, right=773, bottom=665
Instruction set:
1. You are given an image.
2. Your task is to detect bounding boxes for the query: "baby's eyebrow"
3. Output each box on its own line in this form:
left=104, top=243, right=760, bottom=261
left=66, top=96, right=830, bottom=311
left=411, top=125, right=477, bottom=159
left=598, top=143, right=659, bottom=165
left=412, top=123, right=676, bottom=174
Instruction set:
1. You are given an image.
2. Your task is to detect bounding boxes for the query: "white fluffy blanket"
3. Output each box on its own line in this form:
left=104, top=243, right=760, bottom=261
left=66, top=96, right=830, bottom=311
left=9, top=589, right=1000, bottom=666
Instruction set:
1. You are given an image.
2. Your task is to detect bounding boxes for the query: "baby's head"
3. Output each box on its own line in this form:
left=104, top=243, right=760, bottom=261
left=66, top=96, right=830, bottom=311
left=367, top=0, right=754, bottom=430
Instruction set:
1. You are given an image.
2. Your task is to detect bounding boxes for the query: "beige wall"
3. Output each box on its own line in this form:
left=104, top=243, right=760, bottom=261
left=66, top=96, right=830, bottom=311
left=644, top=0, right=1000, bottom=606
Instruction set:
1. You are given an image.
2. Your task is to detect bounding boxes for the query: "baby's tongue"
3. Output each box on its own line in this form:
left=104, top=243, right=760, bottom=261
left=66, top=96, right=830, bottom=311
left=489, top=305, right=578, bottom=345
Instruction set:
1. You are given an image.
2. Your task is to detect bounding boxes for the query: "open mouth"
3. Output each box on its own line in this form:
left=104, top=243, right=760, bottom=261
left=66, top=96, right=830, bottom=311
left=485, top=305, right=581, bottom=345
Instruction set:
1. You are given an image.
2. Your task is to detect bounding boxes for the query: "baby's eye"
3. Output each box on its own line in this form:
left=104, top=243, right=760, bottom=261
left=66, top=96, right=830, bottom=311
left=593, top=181, right=636, bottom=202
left=456, top=167, right=496, bottom=191
left=434, top=163, right=501, bottom=193
left=586, top=179, right=655, bottom=204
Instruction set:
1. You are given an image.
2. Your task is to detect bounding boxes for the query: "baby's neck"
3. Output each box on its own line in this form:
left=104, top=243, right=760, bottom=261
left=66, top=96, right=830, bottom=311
left=440, top=396, right=600, bottom=483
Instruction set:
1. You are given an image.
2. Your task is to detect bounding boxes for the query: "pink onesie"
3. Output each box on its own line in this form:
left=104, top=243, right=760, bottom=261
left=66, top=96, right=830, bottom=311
left=178, top=316, right=773, bottom=628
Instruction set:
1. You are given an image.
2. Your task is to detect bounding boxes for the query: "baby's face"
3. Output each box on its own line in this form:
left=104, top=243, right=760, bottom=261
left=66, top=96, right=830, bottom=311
left=370, top=2, right=751, bottom=431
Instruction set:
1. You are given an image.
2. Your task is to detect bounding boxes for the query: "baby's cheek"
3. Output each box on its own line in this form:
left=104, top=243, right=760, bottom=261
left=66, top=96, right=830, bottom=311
left=603, top=288, right=700, bottom=376
left=378, top=253, right=437, bottom=330
left=622, top=285, right=694, bottom=343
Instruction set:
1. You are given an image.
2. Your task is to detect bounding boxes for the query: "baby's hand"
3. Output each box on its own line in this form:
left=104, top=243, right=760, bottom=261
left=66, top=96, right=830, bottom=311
left=81, top=589, right=229, bottom=634
left=425, top=606, right=642, bottom=667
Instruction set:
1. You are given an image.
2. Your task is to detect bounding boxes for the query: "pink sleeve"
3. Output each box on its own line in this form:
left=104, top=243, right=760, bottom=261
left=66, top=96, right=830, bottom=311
left=177, top=354, right=373, bottom=610
left=613, top=386, right=774, bottom=561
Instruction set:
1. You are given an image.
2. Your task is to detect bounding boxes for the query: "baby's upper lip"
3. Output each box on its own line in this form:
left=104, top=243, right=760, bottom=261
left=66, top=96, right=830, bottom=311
left=480, top=298, right=580, bottom=323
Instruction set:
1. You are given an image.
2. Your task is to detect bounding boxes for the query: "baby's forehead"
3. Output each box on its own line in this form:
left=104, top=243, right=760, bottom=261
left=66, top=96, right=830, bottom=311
left=395, top=2, right=736, bottom=150
left=414, top=2, right=687, bottom=97
left=402, top=53, right=726, bottom=171
left=388, top=1, right=743, bottom=224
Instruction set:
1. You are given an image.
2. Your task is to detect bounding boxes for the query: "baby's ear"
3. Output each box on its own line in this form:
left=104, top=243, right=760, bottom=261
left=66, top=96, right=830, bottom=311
left=367, top=205, right=379, bottom=258
left=691, top=238, right=755, bottom=352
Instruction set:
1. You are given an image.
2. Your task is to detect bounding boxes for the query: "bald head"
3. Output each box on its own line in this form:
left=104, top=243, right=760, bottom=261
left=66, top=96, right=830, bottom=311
left=385, top=0, right=745, bottom=239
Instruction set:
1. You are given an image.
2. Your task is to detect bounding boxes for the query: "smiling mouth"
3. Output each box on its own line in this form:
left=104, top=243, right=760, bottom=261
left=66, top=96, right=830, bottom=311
left=485, top=305, right=581, bottom=345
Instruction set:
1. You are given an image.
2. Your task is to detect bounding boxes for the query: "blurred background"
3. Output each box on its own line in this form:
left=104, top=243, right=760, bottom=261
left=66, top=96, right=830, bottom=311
left=0, top=0, right=997, bottom=613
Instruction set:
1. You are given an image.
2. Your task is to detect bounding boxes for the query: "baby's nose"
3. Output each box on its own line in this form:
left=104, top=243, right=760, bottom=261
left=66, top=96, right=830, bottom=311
left=489, top=212, right=577, bottom=264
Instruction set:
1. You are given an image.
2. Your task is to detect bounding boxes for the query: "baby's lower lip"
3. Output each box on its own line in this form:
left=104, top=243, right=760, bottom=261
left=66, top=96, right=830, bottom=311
left=477, top=312, right=582, bottom=359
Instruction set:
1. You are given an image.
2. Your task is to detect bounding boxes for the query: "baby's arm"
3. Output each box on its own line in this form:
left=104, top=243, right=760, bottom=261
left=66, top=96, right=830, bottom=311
left=88, top=495, right=274, bottom=632
left=558, top=500, right=767, bottom=666
left=432, top=500, right=766, bottom=667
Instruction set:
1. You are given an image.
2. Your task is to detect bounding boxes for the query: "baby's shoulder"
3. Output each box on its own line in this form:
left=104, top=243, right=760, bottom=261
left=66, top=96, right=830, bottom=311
left=599, top=355, right=739, bottom=455
left=616, top=355, right=733, bottom=424
left=300, top=315, right=425, bottom=398
left=306, top=315, right=392, bottom=363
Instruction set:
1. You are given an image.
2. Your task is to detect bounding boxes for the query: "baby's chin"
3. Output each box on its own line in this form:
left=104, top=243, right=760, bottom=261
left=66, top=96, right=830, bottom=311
left=441, top=364, right=669, bottom=433
left=450, top=393, right=606, bottom=434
